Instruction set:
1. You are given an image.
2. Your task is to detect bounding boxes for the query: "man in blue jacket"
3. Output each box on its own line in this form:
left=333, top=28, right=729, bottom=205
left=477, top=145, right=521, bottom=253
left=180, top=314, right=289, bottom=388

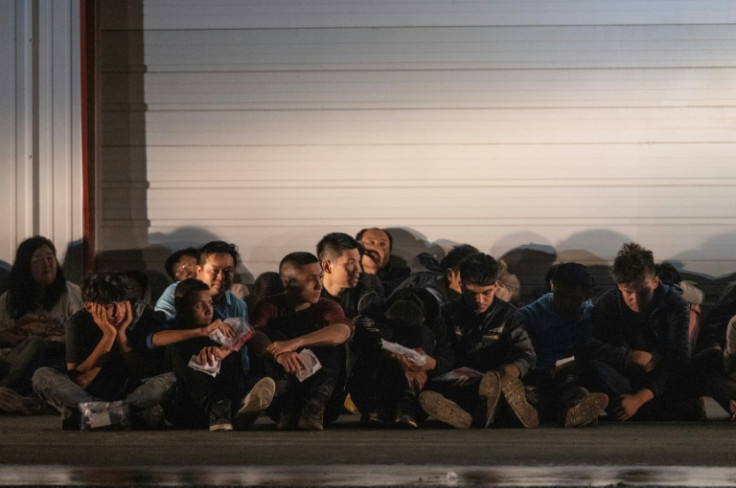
left=519, top=262, right=608, bottom=427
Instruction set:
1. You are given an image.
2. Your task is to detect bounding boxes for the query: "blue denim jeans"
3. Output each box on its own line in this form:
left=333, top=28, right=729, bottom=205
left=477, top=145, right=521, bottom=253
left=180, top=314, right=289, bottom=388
left=32, top=367, right=176, bottom=412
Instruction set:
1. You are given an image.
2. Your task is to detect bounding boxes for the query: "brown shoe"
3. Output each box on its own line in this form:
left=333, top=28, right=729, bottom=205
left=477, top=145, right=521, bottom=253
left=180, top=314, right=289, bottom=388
left=563, top=392, right=609, bottom=428
left=477, top=370, right=501, bottom=428
left=0, top=387, right=46, bottom=415
left=418, top=391, right=472, bottom=429
left=500, top=375, right=539, bottom=428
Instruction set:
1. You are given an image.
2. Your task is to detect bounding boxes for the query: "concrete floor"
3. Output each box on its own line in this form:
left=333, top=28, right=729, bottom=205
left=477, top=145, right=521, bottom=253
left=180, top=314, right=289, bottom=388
left=2, top=407, right=736, bottom=487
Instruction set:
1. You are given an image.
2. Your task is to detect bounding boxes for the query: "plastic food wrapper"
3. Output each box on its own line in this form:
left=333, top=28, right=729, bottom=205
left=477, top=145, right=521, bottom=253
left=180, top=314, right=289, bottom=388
left=208, top=317, right=255, bottom=352
left=433, top=366, right=484, bottom=382
left=380, top=339, right=427, bottom=366
left=78, top=401, right=131, bottom=431
left=188, top=354, right=221, bottom=377
left=295, top=348, right=322, bottom=382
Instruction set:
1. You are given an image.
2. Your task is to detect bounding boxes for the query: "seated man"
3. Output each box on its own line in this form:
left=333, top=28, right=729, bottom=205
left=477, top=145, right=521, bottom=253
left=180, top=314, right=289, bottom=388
left=156, top=241, right=248, bottom=322
left=351, top=287, right=454, bottom=428
left=418, top=253, right=539, bottom=429
left=394, top=244, right=480, bottom=307
left=32, top=272, right=175, bottom=429
left=318, top=232, right=384, bottom=318
left=164, top=279, right=274, bottom=431
left=356, top=228, right=410, bottom=295
left=519, top=263, right=608, bottom=427
left=251, top=252, right=353, bottom=431
left=577, top=242, right=693, bottom=421
left=164, top=247, right=198, bottom=283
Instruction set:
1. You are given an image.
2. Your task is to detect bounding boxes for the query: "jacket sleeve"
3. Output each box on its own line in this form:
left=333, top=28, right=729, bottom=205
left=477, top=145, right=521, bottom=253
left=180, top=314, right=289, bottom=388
left=578, top=292, right=631, bottom=370
left=427, top=314, right=455, bottom=377
left=506, top=312, right=536, bottom=378
left=643, top=291, right=690, bottom=398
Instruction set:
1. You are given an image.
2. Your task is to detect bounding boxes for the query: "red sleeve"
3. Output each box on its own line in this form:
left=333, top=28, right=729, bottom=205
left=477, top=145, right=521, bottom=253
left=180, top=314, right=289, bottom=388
left=319, top=299, right=354, bottom=335
left=251, top=300, right=278, bottom=330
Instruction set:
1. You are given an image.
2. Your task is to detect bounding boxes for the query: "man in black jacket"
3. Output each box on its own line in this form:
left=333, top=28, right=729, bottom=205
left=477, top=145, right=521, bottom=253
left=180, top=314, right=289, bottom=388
left=578, top=242, right=694, bottom=421
left=418, top=253, right=539, bottom=429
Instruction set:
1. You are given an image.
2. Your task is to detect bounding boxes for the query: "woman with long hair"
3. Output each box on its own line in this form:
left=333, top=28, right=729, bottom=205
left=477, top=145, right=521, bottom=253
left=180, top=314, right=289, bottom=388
left=0, top=236, right=83, bottom=414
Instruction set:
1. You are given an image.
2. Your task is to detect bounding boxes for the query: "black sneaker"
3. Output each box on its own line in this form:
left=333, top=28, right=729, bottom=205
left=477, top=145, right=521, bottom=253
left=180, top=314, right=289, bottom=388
left=360, top=408, right=384, bottom=428
left=61, top=405, right=81, bottom=431
left=208, top=399, right=233, bottom=432
left=297, top=400, right=325, bottom=431
left=233, top=377, right=276, bottom=430
left=139, top=404, right=166, bottom=430
left=276, top=406, right=299, bottom=431
left=393, top=394, right=418, bottom=429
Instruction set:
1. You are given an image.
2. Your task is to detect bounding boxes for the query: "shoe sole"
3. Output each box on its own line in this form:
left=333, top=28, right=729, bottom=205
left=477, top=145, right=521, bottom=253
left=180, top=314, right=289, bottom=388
left=0, top=387, right=45, bottom=415
left=233, top=377, right=276, bottom=430
left=297, top=418, right=324, bottom=431
left=209, top=422, right=233, bottom=432
left=500, top=376, right=539, bottom=429
left=564, top=392, right=609, bottom=428
left=477, top=371, right=501, bottom=428
left=418, top=391, right=472, bottom=429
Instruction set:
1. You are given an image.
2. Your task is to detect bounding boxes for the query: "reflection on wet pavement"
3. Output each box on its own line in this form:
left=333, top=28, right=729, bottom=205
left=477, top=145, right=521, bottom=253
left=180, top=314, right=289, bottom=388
left=2, top=465, right=736, bottom=487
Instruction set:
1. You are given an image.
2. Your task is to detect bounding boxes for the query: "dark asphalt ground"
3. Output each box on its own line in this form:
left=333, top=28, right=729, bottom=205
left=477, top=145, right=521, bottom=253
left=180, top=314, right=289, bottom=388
left=2, top=400, right=736, bottom=487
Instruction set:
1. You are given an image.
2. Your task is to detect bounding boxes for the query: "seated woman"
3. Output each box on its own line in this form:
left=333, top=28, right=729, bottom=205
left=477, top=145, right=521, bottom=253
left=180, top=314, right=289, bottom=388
left=0, top=236, right=83, bottom=414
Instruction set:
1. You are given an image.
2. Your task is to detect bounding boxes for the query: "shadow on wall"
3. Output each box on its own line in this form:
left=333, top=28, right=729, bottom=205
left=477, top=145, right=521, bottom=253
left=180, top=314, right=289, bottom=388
left=79, top=224, right=734, bottom=310
left=387, top=226, right=733, bottom=308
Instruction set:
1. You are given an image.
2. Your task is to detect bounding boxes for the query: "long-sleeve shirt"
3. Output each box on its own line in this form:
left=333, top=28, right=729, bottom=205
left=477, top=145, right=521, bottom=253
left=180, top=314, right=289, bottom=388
left=579, top=282, right=690, bottom=398
left=443, top=297, right=536, bottom=378
left=518, top=293, right=593, bottom=370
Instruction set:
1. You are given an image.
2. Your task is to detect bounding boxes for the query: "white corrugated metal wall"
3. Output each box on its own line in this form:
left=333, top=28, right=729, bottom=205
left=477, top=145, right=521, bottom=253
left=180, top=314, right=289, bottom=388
left=0, top=0, right=83, bottom=280
left=97, top=0, right=736, bottom=286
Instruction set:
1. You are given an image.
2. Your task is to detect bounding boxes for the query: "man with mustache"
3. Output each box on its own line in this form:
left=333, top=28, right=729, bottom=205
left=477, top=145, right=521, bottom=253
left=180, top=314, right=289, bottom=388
left=356, top=228, right=410, bottom=295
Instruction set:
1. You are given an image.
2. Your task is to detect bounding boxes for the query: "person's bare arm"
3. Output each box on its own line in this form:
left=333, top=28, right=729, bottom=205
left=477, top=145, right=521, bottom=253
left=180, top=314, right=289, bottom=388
left=265, top=323, right=351, bottom=357
left=69, top=303, right=130, bottom=389
left=152, top=319, right=235, bottom=347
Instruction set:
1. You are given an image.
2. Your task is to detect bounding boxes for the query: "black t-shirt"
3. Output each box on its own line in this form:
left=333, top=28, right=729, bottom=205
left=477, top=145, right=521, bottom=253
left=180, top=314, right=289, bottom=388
left=65, top=302, right=166, bottom=400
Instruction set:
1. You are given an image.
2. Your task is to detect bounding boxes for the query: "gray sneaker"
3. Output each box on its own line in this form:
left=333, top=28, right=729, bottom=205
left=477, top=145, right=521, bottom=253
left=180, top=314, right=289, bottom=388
left=233, top=377, right=276, bottom=430
left=500, top=375, right=539, bottom=428
left=477, top=370, right=501, bottom=428
left=564, top=392, right=608, bottom=428
left=0, top=386, right=46, bottom=415
left=418, top=391, right=472, bottom=429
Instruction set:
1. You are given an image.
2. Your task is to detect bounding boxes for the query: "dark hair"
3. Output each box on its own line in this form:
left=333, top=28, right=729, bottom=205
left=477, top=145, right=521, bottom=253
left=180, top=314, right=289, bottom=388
left=550, top=262, right=594, bottom=293
left=125, top=269, right=149, bottom=301
left=198, top=241, right=239, bottom=267
left=7, top=236, right=66, bottom=318
left=611, top=242, right=655, bottom=284
left=164, top=247, right=198, bottom=280
left=82, top=272, right=133, bottom=305
left=317, top=233, right=361, bottom=261
left=279, top=252, right=319, bottom=278
left=655, top=262, right=682, bottom=284
left=459, top=253, right=499, bottom=287
left=440, top=244, right=479, bottom=271
left=253, top=271, right=285, bottom=303
left=174, top=278, right=210, bottom=317
left=356, top=227, right=393, bottom=251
